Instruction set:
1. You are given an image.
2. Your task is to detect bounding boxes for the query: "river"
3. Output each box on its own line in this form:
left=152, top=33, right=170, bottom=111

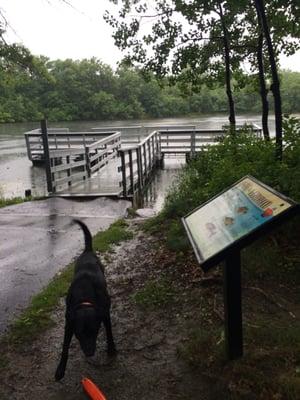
left=0, top=114, right=285, bottom=207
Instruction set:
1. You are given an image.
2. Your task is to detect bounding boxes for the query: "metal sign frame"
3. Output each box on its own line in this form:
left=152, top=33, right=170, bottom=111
left=182, top=175, right=300, bottom=360
left=182, top=175, right=300, bottom=272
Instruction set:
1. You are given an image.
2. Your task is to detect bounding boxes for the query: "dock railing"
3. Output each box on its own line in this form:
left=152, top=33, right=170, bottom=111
left=49, top=147, right=88, bottom=193
left=25, top=129, right=110, bottom=162
left=160, top=124, right=262, bottom=154
left=48, top=132, right=121, bottom=193
left=85, top=132, right=121, bottom=176
left=28, top=121, right=262, bottom=196
left=118, top=130, right=161, bottom=197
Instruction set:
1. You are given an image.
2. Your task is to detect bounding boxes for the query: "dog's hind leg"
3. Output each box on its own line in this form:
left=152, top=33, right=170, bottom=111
left=103, top=314, right=116, bottom=356
left=55, top=322, right=73, bottom=381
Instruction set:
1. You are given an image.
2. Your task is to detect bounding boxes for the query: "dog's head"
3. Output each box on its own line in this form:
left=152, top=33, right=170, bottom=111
left=72, top=306, right=101, bottom=357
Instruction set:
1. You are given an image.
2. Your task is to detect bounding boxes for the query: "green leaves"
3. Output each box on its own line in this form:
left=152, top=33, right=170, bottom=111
left=163, top=119, right=300, bottom=221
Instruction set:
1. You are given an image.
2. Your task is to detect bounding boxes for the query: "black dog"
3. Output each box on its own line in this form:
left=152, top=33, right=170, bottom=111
left=55, top=219, right=116, bottom=381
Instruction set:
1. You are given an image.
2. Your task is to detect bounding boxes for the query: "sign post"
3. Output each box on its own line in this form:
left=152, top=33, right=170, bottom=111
left=223, top=249, right=243, bottom=359
left=182, top=175, right=299, bottom=360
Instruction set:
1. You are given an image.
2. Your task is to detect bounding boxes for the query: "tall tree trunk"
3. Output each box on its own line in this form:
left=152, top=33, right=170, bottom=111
left=218, top=4, right=236, bottom=130
left=254, top=0, right=282, bottom=160
left=257, top=33, right=270, bottom=141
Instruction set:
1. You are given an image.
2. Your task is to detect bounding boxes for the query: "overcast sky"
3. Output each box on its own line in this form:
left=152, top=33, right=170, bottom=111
left=1, top=0, right=299, bottom=71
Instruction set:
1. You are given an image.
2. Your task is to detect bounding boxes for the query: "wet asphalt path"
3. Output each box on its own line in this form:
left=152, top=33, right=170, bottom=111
left=0, top=197, right=130, bottom=334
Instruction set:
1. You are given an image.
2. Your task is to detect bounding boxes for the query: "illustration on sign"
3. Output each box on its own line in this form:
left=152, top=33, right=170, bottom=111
left=184, top=177, right=292, bottom=262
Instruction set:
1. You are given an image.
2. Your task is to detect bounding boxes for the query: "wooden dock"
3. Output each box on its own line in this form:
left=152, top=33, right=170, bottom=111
left=25, top=122, right=262, bottom=199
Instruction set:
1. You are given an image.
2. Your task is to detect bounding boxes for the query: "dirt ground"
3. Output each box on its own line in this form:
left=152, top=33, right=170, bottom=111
left=0, top=219, right=225, bottom=400
left=1, top=218, right=299, bottom=400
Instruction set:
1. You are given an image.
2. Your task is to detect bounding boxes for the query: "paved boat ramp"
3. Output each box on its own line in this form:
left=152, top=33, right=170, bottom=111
left=0, top=122, right=261, bottom=333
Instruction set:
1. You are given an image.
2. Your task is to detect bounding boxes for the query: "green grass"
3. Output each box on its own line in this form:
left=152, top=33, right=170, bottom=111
left=279, top=376, right=300, bottom=400
left=0, top=196, right=46, bottom=208
left=177, top=327, right=225, bottom=369
left=132, top=279, right=175, bottom=310
left=178, top=320, right=300, bottom=399
left=0, top=196, right=30, bottom=208
left=0, top=219, right=134, bottom=353
left=5, top=263, right=74, bottom=346
left=93, top=219, right=133, bottom=252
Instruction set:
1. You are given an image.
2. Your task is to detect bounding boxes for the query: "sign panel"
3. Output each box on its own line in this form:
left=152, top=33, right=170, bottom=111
left=182, top=176, right=298, bottom=270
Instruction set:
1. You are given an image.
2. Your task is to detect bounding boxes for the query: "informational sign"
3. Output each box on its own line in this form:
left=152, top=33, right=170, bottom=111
left=182, top=176, right=298, bottom=271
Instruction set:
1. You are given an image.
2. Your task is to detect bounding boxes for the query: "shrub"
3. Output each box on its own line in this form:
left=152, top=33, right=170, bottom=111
left=163, top=118, right=300, bottom=220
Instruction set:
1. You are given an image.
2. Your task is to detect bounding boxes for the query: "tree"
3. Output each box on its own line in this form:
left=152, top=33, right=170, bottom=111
left=252, top=0, right=299, bottom=158
left=104, top=0, right=248, bottom=129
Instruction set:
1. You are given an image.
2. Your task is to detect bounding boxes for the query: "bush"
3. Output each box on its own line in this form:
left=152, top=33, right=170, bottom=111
left=163, top=118, right=300, bottom=220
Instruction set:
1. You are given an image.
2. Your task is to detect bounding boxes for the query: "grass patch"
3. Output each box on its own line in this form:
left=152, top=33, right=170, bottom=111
left=177, top=327, right=225, bottom=369
left=93, top=219, right=133, bottom=252
left=178, top=320, right=300, bottom=399
left=0, top=354, right=9, bottom=370
left=0, top=196, right=46, bottom=208
left=142, top=212, right=167, bottom=234
left=0, top=196, right=30, bottom=208
left=242, top=220, right=300, bottom=284
left=4, top=263, right=74, bottom=347
left=280, top=375, right=300, bottom=400
left=132, top=279, right=175, bottom=310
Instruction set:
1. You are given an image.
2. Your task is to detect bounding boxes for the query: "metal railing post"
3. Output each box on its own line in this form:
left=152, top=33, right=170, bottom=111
left=143, top=143, right=147, bottom=180
left=24, top=134, right=32, bottom=161
left=191, top=128, right=196, bottom=157
left=85, top=146, right=91, bottom=178
left=147, top=140, right=152, bottom=170
left=137, top=147, right=143, bottom=189
left=66, top=155, right=71, bottom=187
left=41, top=119, right=53, bottom=193
left=119, top=150, right=127, bottom=197
left=129, top=149, right=134, bottom=195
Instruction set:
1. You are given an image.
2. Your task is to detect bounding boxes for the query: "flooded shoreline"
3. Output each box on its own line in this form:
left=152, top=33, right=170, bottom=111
left=0, top=114, right=283, bottom=204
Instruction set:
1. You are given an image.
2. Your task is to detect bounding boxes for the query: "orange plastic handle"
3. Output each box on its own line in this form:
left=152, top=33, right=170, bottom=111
left=81, top=377, right=107, bottom=400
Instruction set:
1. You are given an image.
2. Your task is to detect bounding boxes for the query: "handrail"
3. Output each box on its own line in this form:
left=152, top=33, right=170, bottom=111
left=24, top=131, right=112, bottom=137
left=27, top=122, right=262, bottom=196
left=118, top=130, right=161, bottom=197
left=86, top=132, right=121, bottom=151
left=48, top=131, right=121, bottom=193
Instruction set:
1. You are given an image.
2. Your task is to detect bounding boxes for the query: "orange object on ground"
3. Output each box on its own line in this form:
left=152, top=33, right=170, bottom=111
left=81, top=377, right=107, bottom=400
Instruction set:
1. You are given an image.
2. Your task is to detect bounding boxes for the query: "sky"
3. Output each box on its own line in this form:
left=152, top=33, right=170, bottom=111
left=1, top=0, right=300, bottom=71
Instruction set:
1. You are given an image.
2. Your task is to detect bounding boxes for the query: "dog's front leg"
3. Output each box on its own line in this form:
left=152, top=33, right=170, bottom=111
left=55, top=321, right=73, bottom=381
left=103, top=314, right=116, bottom=356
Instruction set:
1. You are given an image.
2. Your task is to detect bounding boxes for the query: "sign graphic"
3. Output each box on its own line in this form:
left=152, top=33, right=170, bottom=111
left=183, top=176, right=296, bottom=269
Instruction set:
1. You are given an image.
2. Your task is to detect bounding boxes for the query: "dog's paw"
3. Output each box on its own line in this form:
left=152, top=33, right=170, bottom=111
left=55, top=365, right=65, bottom=381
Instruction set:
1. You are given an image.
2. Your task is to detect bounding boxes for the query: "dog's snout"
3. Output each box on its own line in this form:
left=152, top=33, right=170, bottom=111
left=81, top=340, right=96, bottom=357
left=85, top=349, right=95, bottom=357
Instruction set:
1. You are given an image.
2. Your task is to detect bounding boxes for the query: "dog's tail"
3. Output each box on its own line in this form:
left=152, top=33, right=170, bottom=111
left=73, top=219, right=93, bottom=252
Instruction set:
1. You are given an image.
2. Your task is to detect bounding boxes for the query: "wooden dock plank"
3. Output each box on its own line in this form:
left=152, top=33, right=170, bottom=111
left=54, top=158, right=122, bottom=197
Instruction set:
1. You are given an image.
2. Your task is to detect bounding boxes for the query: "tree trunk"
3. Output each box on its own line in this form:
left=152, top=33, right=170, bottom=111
left=219, top=4, right=236, bottom=130
left=254, top=0, right=282, bottom=160
left=257, top=33, right=270, bottom=141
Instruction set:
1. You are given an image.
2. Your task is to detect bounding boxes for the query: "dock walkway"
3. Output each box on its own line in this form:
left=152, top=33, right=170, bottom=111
left=24, top=123, right=262, bottom=198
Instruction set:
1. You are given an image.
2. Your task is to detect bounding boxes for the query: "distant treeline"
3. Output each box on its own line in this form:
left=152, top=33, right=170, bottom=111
left=0, top=57, right=299, bottom=123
